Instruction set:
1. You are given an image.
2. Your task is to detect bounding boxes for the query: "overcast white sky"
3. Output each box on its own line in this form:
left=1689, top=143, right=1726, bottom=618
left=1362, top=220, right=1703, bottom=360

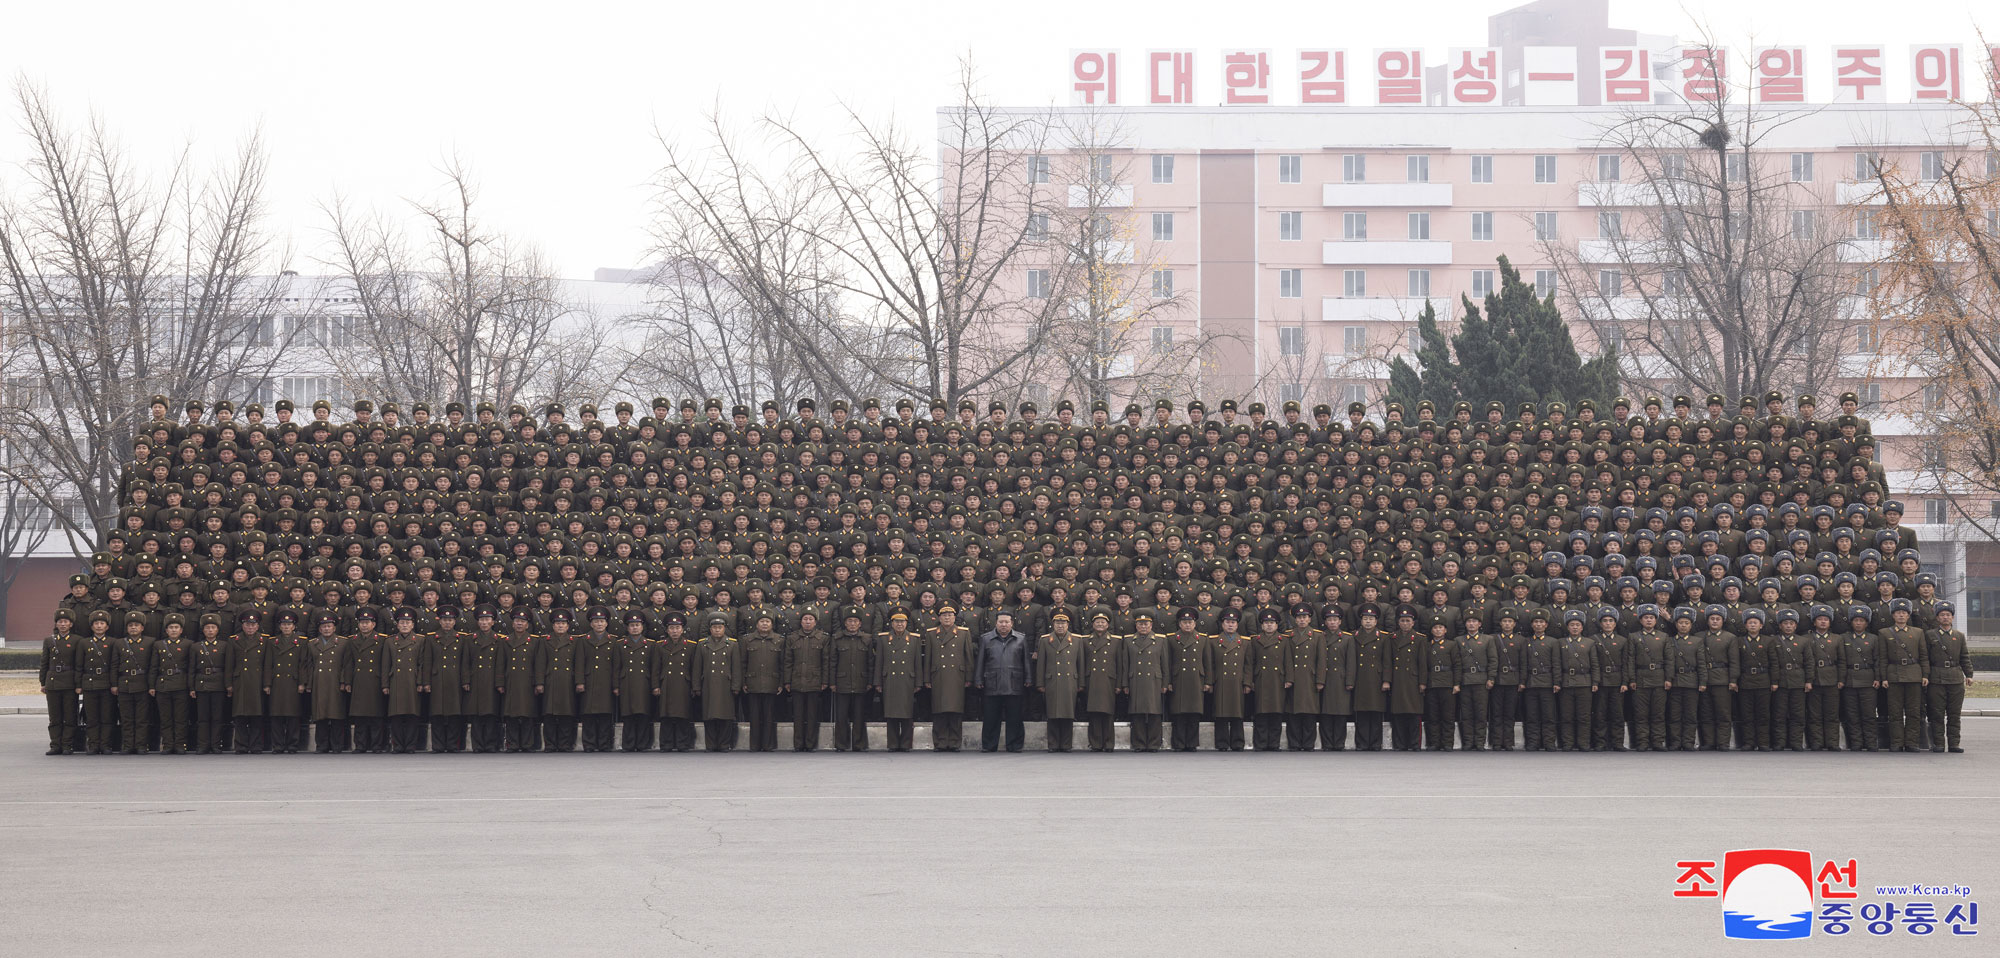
left=0, top=0, right=1986, bottom=278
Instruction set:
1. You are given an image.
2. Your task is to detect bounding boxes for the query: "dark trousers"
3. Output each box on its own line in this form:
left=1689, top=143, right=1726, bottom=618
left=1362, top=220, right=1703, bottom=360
left=791, top=691, right=823, bottom=751
left=1737, top=687, right=1772, bottom=749
left=117, top=693, right=152, bottom=753
left=580, top=714, right=616, bottom=752
left=1521, top=689, right=1556, bottom=750
left=268, top=715, right=299, bottom=752
left=1456, top=686, right=1488, bottom=749
left=352, top=716, right=387, bottom=752
left=743, top=693, right=779, bottom=751
left=1557, top=688, right=1591, bottom=750
left=1927, top=685, right=1966, bottom=751
left=620, top=714, right=654, bottom=751
left=313, top=719, right=351, bottom=753
left=1841, top=687, right=1878, bottom=749
left=1592, top=688, right=1626, bottom=750
left=931, top=712, right=964, bottom=751
left=543, top=715, right=577, bottom=752
left=659, top=717, right=697, bottom=751
left=1213, top=717, right=1246, bottom=750
left=703, top=718, right=738, bottom=751
left=430, top=714, right=466, bottom=752
left=468, top=715, right=500, bottom=752
left=1488, top=684, right=1517, bottom=749
left=1250, top=714, right=1282, bottom=751
left=1389, top=713, right=1420, bottom=750
left=1629, top=687, right=1666, bottom=750
left=831, top=692, right=869, bottom=751
left=1129, top=714, right=1163, bottom=751
left=1171, top=713, right=1203, bottom=751
left=389, top=714, right=421, bottom=752
left=45, top=691, right=78, bottom=753
left=503, top=716, right=536, bottom=751
left=1772, top=688, right=1806, bottom=749
left=884, top=718, right=914, bottom=751
left=286, top=700, right=311, bottom=751
left=1666, top=688, right=1700, bottom=750
left=1806, top=687, right=1841, bottom=750
left=157, top=694, right=189, bottom=753
left=1700, top=687, right=1734, bottom=749
left=81, top=689, right=114, bottom=753
left=1423, top=688, right=1456, bottom=749
left=1317, top=713, right=1348, bottom=750
left=1043, top=718, right=1073, bottom=752
left=195, top=692, right=228, bottom=752
left=1087, top=712, right=1117, bottom=751
left=232, top=715, right=267, bottom=753
left=1353, top=711, right=1385, bottom=750
left=1285, top=713, right=1316, bottom=750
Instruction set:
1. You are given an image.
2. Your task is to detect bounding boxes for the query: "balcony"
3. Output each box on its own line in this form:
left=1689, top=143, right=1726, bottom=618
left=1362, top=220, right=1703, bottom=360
left=1840, top=238, right=1892, bottom=263
left=1068, top=184, right=1133, bottom=208
left=1067, top=241, right=1134, bottom=264
left=1321, top=240, right=1453, bottom=265
left=1837, top=182, right=1886, bottom=205
left=1321, top=183, right=1453, bottom=207
left=1576, top=182, right=1667, bottom=206
left=1320, top=297, right=1431, bottom=322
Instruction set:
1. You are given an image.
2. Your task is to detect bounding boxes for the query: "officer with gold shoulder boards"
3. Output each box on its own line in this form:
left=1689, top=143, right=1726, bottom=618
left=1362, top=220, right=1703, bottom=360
left=1167, top=608, right=1210, bottom=751
left=577, top=609, right=621, bottom=752
left=653, top=614, right=698, bottom=752
left=111, top=612, right=154, bottom=754
left=616, top=612, right=656, bottom=751
left=77, top=611, right=117, bottom=755
left=694, top=616, right=742, bottom=751
left=1121, top=611, right=1169, bottom=752
left=1281, top=607, right=1321, bottom=751
left=1082, top=611, right=1123, bottom=751
left=1036, top=611, right=1081, bottom=752
left=922, top=606, right=974, bottom=752
left=875, top=612, right=921, bottom=752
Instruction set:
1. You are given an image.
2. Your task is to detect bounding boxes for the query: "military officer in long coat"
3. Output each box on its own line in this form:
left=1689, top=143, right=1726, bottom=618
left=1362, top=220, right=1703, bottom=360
left=694, top=617, right=742, bottom=751
left=383, top=608, right=433, bottom=754
left=1081, top=612, right=1123, bottom=751
left=922, top=606, right=974, bottom=751
left=1388, top=607, right=1430, bottom=751
left=616, top=612, right=656, bottom=751
left=1349, top=606, right=1391, bottom=751
left=874, top=612, right=922, bottom=751
left=653, top=615, right=698, bottom=752
left=1207, top=609, right=1250, bottom=751
left=539, top=611, right=580, bottom=752
left=828, top=608, right=875, bottom=752
left=266, top=611, right=309, bottom=754
left=1247, top=609, right=1290, bottom=751
left=577, top=610, right=621, bottom=752
left=304, top=614, right=352, bottom=753
left=740, top=612, right=787, bottom=751
left=499, top=611, right=546, bottom=753
left=1036, top=611, right=1082, bottom=752
left=1120, top=612, right=1169, bottom=752
left=1167, top=608, right=1210, bottom=751
left=1281, top=607, right=1321, bottom=750
left=1316, top=607, right=1357, bottom=751
left=784, top=611, right=830, bottom=752
left=465, top=609, right=506, bottom=753
left=347, top=609, right=390, bottom=752
left=428, top=608, right=471, bottom=753
left=229, top=610, right=273, bottom=754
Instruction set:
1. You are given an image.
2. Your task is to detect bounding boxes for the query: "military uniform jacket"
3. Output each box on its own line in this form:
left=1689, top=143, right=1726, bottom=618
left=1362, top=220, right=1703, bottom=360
left=1699, top=631, right=1739, bottom=686
left=923, top=626, right=974, bottom=713
left=305, top=636, right=352, bottom=719
left=1279, top=629, right=1320, bottom=713
left=1594, top=633, right=1631, bottom=688
left=1556, top=636, right=1599, bottom=691
left=1206, top=634, right=1250, bottom=719
left=1807, top=632, right=1845, bottom=686
left=1520, top=636, right=1559, bottom=689
left=78, top=635, right=116, bottom=691
left=500, top=633, right=546, bottom=718
left=829, top=631, right=875, bottom=694
left=1036, top=633, right=1081, bottom=719
left=576, top=633, right=619, bottom=714
left=150, top=637, right=194, bottom=693
left=540, top=636, right=579, bottom=716
left=784, top=629, right=831, bottom=690
left=1316, top=631, right=1358, bottom=714
left=40, top=633, right=80, bottom=691
left=230, top=635, right=272, bottom=716
left=1736, top=634, right=1775, bottom=686
left=349, top=633, right=389, bottom=717
left=1455, top=634, right=1497, bottom=688
left=267, top=635, right=307, bottom=717
left=430, top=631, right=470, bottom=715
left=1167, top=631, right=1209, bottom=714
left=1771, top=634, right=1812, bottom=689
left=1840, top=632, right=1879, bottom=685
left=1665, top=633, right=1706, bottom=687
left=192, top=637, right=234, bottom=693
left=616, top=638, right=654, bottom=715
left=1422, top=636, right=1459, bottom=693
left=1627, top=631, right=1669, bottom=689
left=1490, top=633, right=1524, bottom=686
left=1924, top=628, right=1972, bottom=685
left=1121, top=632, right=1169, bottom=715
left=694, top=636, right=741, bottom=720
left=465, top=631, right=504, bottom=715
left=1082, top=633, right=1122, bottom=714
left=1388, top=632, right=1427, bottom=713
left=113, top=636, right=153, bottom=694
left=1350, top=629, right=1391, bottom=711
left=875, top=632, right=922, bottom=719
left=653, top=637, right=697, bottom=719
left=384, top=634, right=432, bottom=716
left=741, top=632, right=787, bottom=695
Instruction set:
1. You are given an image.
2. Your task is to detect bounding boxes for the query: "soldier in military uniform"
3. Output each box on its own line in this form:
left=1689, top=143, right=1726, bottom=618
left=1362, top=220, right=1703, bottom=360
left=695, top=617, right=742, bottom=751
left=40, top=609, right=81, bottom=755
left=266, top=611, right=308, bottom=754
left=1770, top=609, right=1812, bottom=751
left=304, top=614, right=351, bottom=753
left=1349, top=606, right=1391, bottom=751
left=228, top=610, right=272, bottom=754
left=1626, top=606, right=1670, bottom=752
left=1840, top=607, right=1880, bottom=751
left=1924, top=603, right=1972, bottom=753
left=1454, top=616, right=1495, bottom=750
left=149, top=614, right=194, bottom=754
left=740, top=612, right=787, bottom=751
left=429, top=608, right=471, bottom=753
left=1280, top=608, right=1320, bottom=751
left=577, top=610, right=621, bottom=752
left=1804, top=606, right=1846, bottom=752
left=1388, top=607, right=1430, bottom=751
left=465, top=609, right=505, bottom=753
left=1082, top=612, right=1123, bottom=751
left=112, top=612, right=154, bottom=754
left=1591, top=608, right=1631, bottom=751
left=1488, top=611, right=1525, bottom=750
left=1697, top=606, right=1739, bottom=750
left=654, top=615, right=698, bottom=752
left=1122, top=612, right=1169, bottom=752
left=616, top=612, right=656, bottom=751
left=828, top=609, right=875, bottom=751
left=922, top=606, right=974, bottom=752
left=875, top=612, right=921, bottom=751
left=384, top=608, right=434, bottom=754
left=347, top=609, right=391, bottom=752
left=1663, top=608, right=1707, bottom=751
left=539, top=611, right=580, bottom=752
left=1735, top=609, right=1775, bottom=751
left=1036, top=611, right=1082, bottom=752
left=191, top=614, right=233, bottom=754
left=499, top=610, right=546, bottom=753
left=1167, top=608, right=1210, bottom=751
left=77, top=611, right=118, bottom=754
left=1555, top=611, right=1600, bottom=751
left=784, top=611, right=830, bottom=752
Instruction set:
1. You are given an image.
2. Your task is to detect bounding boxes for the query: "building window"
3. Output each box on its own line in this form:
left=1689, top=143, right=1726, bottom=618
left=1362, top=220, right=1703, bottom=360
left=1533, top=270, right=1557, bottom=297
left=1279, top=155, right=1303, bottom=184
left=1854, top=151, right=1880, bottom=179
left=1855, top=267, right=1880, bottom=294
left=1407, top=212, right=1430, bottom=240
left=1151, top=154, right=1175, bottom=184
left=1855, top=325, right=1878, bottom=353
left=1341, top=154, right=1365, bottom=183
left=1340, top=384, right=1369, bottom=405
left=1858, top=383, right=1882, bottom=413
left=1855, top=210, right=1879, bottom=239
left=1278, top=326, right=1307, bottom=357
left=1278, top=382, right=1307, bottom=404
left=1341, top=325, right=1366, bottom=354
left=1151, top=325, right=1175, bottom=353
left=1279, top=269, right=1303, bottom=298
left=1407, top=155, right=1429, bottom=183
left=1027, top=155, right=1050, bottom=184
left=1344, top=212, right=1368, bottom=240
left=1597, top=211, right=1622, bottom=239
left=1535, top=155, right=1557, bottom=183
left=1407, top=269, right=1430, bottom=297
left=1663, top=269, right=1688, bottom=296
left=1790, top=152, right=1814, bottom=182
left=1471, top=212, right=1494, bottom=242
left=1089, top=154, right=1115, bottom=185
left=1026, top=213, right=1049, bottom=243
left=1725, top=153, right=1746, bottom=183
left=1597, top=154, right=1621, bottom=182
left=1151, top=269, right=1173, bottom=299
left=1791, top=210, right=1816, bottom=240
left=1925, top=499, right=1949, bottom=524
left=1921, top=151, right=1945, bottom=182
left=1660, top=154, right=1687, bottom=180
left=1026, top=269, right=1050, bottom=299
left=1598, top=269, right=1623, bottom=298
left=1470, top=155, right=1493, bottom=183
left=1598, top=323, right=1625, bottom=353
left=1152, top=212, right=1174, bottom=242
left=1471, top=270, right=1496, bottom=298
left=1534, top=211, right=1558, bottom=241
left=1279, top=211, right=1303, bottom=242
left=1343, top=269, right=1367, bottom=297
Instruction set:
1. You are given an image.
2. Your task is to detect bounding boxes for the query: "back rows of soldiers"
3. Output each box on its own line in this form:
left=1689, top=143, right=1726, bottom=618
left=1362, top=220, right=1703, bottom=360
left=40, top=585, right=1973, bottom=756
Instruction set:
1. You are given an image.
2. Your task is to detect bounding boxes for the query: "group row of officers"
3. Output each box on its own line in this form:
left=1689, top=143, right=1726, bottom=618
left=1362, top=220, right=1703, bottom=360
left=40, top=591, right=1973, bottom=757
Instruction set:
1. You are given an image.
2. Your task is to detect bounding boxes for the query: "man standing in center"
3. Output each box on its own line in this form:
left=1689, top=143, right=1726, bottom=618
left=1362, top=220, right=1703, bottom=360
left=922, top=606, right=974, bottom=752
left=1028, top=612, right=1075, bottom=752
left=695, top=617, right=742, bottom=752
left=1167, top=608, right=1209, bottom=751
left=738, top=612, right=786, bottom=752
left=1082, top=611, right=1123, bottom=751
left=1121, top=611, right=1168, bottom=752
left=1248, top=609, right=1290, bottom=751
left=875, top=612, right=922, bottom=752
left=1282, top=607, right=1322, bottom=751
left=784, top=610, right=830, bottom=752
left=577, top=609, right=621, bottom=752
left=829, top=608, right=875, bottom=752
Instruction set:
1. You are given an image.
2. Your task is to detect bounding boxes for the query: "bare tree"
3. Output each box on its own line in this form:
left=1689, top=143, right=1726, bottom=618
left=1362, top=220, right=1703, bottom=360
left=0, top=469, right=55, bottom=639
left=1544, top=40, right=1861, bottom=404
left=0, top=83, right=291, bottom=554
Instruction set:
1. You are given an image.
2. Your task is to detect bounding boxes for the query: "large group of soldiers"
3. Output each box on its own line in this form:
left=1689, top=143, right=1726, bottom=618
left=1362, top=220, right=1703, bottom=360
left=37, top=389, right=1975, bottom=756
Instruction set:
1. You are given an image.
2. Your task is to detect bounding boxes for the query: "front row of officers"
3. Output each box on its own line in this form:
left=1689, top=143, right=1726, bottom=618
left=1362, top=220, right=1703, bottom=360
left=39, top=597, right=1974, bottom=757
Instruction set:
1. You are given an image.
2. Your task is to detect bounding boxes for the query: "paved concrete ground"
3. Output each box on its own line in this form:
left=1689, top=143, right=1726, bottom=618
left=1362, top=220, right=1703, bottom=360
left=4, top=715, right=1995, bottom=958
